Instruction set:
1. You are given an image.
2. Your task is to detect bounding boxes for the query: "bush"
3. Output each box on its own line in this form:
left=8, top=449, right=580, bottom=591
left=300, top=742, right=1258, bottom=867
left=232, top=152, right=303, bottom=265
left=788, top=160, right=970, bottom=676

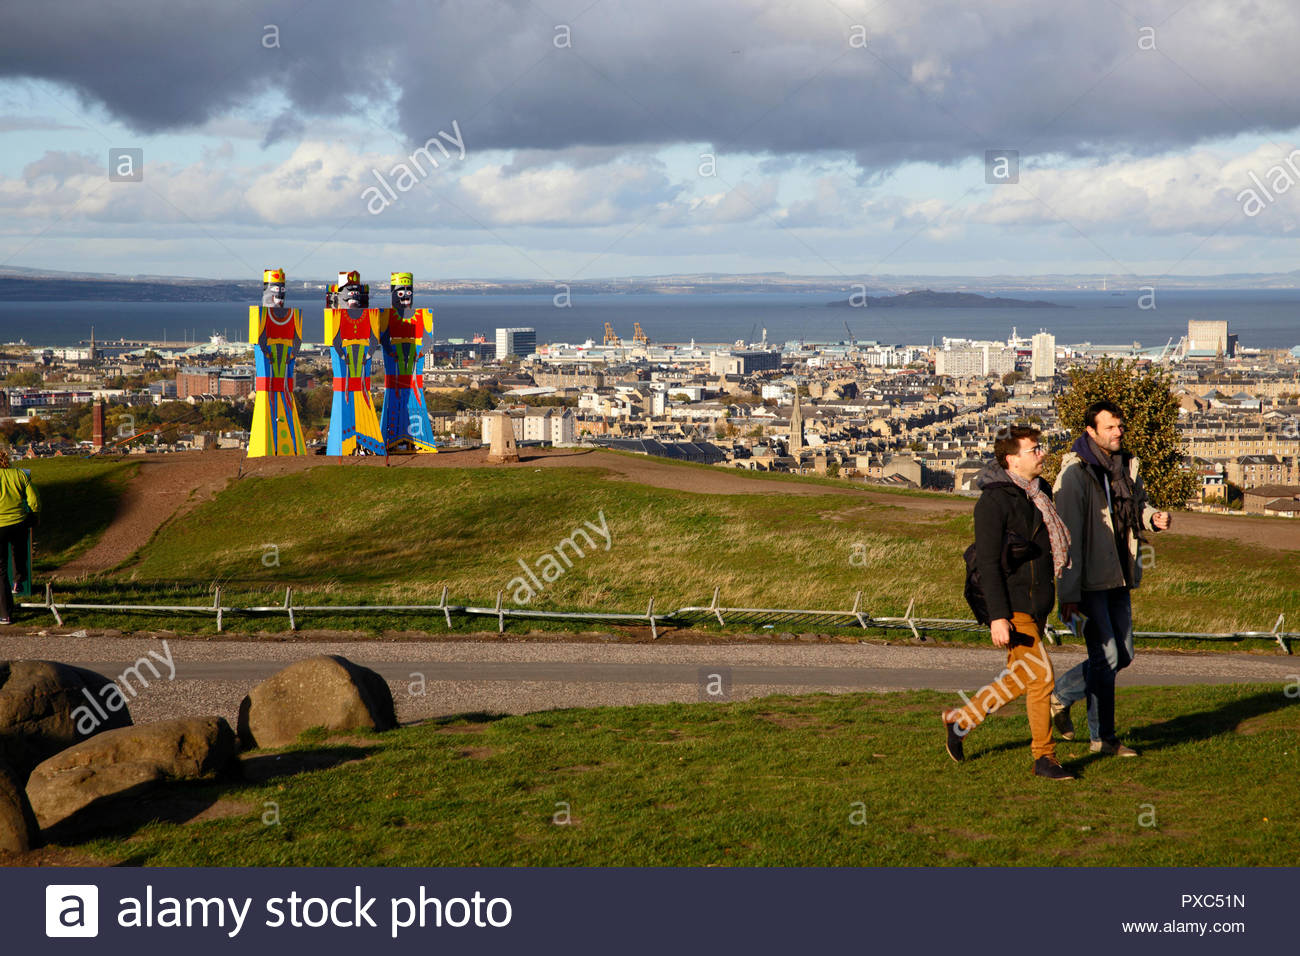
left=1049, top=359, right=1196, bottom=509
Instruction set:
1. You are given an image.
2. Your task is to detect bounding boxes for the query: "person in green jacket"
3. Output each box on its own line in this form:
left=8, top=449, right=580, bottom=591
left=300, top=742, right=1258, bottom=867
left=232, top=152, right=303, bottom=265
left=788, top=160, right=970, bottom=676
left=0, top=448, right=40, bottom=624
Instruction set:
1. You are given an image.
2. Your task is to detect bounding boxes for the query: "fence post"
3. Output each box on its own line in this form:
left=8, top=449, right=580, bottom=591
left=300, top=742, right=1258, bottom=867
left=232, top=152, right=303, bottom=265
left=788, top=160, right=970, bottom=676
left=496, top=590, right=505, bottom=634
left=710, top=586, right=724, bottom=626
left=1273, top=613, right=1291, bottom=655
left=214, top=587, right=223, bottom=633
left=439, top=584, right=452, bottom=629
left=285, top=586, right=296, bottom=631
left=851, top=590, right=869, bottom=630
left=903, top=597, right=924, bottom=642
left=647, top=597, right=657, bottom=640
left=44, top=581, right=63, bottom=627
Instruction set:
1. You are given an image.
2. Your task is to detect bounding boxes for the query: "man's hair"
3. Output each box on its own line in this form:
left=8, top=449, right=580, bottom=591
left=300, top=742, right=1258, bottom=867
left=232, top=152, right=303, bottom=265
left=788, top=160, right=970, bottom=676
left=1083, top=400, right=1124, bottom=430
left=994, top=425, right=1040, bottom=469
left=0, top=448, right=9, bottom=469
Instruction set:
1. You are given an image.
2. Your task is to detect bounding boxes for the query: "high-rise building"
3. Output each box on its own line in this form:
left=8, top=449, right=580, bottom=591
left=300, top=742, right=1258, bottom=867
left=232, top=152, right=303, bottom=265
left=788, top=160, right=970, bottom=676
left=935, top=345, right=1016, bottom=378
left=1187, top=320, right=1230, bottom=357
left=495, top=327, right=536, bottom=360
left=1031, top=332, right=1056, bottom=379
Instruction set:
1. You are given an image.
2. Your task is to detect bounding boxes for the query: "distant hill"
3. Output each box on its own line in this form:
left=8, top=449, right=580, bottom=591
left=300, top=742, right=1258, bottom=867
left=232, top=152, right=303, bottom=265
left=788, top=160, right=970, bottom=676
left=0, top=277, right=256, bottom=302
left=827, top=290, right=1067, bottom=308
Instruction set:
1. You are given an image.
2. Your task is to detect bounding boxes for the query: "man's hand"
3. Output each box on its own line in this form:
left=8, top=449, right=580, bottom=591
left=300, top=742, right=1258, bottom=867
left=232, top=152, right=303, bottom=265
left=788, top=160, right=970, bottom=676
left=990, top=618, right=1012, bottom=648
left=1059, top=602, right=1079, bottom=624
left=1152, top=511, right=1171, bottom=531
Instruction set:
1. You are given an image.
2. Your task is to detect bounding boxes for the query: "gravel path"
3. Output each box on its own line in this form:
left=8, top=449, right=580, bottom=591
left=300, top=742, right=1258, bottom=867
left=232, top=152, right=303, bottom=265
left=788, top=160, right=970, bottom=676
left=1, top=633, right=1292, bottom=728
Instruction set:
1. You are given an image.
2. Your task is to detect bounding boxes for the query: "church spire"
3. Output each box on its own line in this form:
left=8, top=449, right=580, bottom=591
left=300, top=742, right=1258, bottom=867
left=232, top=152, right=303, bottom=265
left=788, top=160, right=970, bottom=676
left=789, top=380, right=804, bottom=459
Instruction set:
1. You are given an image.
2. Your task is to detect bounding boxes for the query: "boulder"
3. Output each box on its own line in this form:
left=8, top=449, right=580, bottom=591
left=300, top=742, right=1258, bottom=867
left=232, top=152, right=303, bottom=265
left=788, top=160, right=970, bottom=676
left=25, top=716, right=238, bottom=831
left=0, top=759, right=38, bottom=855
left=0, top=660, right=133, bottom=780
left=237, top=655, right=396, bottom=749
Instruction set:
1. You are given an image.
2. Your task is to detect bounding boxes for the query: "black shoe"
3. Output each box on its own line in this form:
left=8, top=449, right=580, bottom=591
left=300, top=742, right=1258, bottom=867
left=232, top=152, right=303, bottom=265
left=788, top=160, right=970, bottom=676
left=942, top=713, right=964, bottom=762
left=1033, top=756, right=1076, bottom=780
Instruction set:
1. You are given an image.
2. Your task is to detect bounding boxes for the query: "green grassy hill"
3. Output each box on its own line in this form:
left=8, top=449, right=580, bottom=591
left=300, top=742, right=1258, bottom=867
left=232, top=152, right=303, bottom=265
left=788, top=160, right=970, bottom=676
left=38, top=459, right=1300, bottom=639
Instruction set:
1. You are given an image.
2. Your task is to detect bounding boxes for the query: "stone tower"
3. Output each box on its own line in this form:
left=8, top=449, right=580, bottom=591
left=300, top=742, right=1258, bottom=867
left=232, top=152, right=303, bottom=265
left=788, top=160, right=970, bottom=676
left=487, top=411, right=520, bottom=463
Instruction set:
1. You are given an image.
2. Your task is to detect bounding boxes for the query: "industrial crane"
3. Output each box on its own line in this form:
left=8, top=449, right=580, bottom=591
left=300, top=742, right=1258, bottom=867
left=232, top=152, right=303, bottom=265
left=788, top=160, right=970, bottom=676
left=632, top=322, right=650, bottom=345
left=603, top=322, right=622, bottom=346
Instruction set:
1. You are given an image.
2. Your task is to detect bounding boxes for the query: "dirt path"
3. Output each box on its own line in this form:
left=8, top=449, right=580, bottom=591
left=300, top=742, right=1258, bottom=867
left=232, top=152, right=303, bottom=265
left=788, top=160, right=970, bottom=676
left=53, top=446, right=1299, bottom=575
left=57, top=451, right=246, bottom=575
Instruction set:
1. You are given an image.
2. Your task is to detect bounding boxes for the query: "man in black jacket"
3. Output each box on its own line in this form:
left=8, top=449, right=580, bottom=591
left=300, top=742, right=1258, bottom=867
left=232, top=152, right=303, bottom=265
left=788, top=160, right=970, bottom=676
left=942, top=425, right=1075, bottom=780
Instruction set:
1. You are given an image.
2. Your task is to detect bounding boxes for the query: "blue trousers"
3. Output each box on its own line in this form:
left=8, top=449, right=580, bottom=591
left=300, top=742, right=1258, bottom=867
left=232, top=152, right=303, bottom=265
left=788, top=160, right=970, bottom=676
left=1053, top=587, right=1134, bottom=742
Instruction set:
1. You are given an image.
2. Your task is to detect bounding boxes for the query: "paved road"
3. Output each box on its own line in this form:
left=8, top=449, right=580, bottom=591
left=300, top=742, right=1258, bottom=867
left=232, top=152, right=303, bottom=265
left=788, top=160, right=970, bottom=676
left=57, top=656, right=1300, bottom=691
left=2, top=634, right=1290, bottom=727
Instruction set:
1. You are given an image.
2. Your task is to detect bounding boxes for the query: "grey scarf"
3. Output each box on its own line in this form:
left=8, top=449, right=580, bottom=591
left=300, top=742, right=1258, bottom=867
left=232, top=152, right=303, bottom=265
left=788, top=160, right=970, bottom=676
left=1087, top=434, right=1145, bottom=545
left=1004, top=469, right=1072, bottom=579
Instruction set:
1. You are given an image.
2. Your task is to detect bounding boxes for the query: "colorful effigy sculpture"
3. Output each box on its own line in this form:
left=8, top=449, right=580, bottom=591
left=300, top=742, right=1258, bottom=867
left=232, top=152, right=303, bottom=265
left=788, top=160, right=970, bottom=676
left=324, top=270, right=385, bottom=456
left=379, top=272, right=437, bottom=454
left=247, top=268, right=306, bottom=457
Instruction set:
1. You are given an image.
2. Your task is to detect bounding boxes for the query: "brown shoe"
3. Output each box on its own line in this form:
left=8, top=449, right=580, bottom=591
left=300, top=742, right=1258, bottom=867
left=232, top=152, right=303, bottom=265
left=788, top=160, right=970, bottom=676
left=1090, top=739, right=1139, bottom=757
left=1050, top=694, right=1075, bottom=740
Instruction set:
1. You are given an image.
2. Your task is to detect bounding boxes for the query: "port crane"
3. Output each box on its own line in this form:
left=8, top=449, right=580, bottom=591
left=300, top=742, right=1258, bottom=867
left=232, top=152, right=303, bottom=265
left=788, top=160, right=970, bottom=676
left=843, top=320, right=856, bottom=346
left=603, top=322, right=622, bottom=346
left=632, top=322, right=650, bottom=345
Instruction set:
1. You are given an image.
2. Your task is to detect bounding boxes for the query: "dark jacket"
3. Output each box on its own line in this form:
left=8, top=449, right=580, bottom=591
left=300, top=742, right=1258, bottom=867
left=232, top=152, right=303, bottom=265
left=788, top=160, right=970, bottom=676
left=972, top=463, right=1056, bottom=624
left=1053, top=434, right=1159, bottom=603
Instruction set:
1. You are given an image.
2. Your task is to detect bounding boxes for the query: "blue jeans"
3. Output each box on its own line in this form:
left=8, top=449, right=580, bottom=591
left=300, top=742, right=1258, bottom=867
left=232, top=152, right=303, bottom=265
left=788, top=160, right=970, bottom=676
left=1053, top=587, right=1134, bottom=742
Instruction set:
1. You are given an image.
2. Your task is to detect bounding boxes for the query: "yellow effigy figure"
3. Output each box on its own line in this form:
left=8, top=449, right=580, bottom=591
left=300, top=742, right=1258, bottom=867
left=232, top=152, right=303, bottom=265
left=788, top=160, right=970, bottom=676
left=325, top=270, right=385, bottom=455
left=247, top=268, right=306, bottom=457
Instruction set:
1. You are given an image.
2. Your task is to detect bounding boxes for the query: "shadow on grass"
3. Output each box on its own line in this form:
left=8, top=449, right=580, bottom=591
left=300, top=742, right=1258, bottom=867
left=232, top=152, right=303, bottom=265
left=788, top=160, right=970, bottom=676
left=32, top=465, right=136, bottom=570
left=1128, top=689, right=1298, bottom=753
left=238, top=744, right=375, bottom=782
left=952, top=690, right=1297, bottom=769
left=40, top=745, right=375, bottom=849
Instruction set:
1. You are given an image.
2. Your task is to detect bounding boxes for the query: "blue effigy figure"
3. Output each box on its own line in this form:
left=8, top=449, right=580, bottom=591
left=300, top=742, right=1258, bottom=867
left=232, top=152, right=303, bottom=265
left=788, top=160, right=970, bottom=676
left=379, top=271, right=437, bottom=453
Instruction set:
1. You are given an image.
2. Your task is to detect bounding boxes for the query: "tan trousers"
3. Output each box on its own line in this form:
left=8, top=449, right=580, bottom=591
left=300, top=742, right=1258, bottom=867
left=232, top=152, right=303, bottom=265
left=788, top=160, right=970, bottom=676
left=949, top=612, right=1057, bottom=760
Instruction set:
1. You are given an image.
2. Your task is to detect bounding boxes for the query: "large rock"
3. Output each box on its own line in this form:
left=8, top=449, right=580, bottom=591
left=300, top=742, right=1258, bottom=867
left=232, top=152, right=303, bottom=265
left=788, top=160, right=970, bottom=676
left=0, top=759, right=38, bottom=855
left=237, top=655, right=396, bottom=749
left=25, top=716, right=238, bottom=831
left=0, top=660, right=133, bottom=780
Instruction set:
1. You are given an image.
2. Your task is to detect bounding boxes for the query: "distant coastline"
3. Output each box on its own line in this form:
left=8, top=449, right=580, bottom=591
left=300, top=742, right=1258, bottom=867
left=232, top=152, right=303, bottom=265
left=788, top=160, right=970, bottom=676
left=827, top=290, right=1067, bottom=309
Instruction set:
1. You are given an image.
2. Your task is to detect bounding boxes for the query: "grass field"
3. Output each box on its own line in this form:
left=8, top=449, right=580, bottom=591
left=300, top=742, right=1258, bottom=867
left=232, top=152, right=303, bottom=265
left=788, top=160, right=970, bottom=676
left=41, top=461, right=1300, bottom=640
left=62, top=683, right=1298, bottom=866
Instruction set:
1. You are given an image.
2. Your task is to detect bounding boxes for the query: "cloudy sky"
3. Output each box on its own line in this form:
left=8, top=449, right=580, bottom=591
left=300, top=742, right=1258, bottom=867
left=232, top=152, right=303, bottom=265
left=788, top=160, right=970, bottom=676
left=2, top=0, right=1300, bottom=281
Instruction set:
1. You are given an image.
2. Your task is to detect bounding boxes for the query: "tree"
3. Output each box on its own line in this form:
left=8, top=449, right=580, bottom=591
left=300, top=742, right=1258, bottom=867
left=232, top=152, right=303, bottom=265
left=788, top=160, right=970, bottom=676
left=1002, top=370, right=1025, bottom=387
left=4, top=370, right=43, bottom=387
left=1048, top=359, right=1196, bottom=509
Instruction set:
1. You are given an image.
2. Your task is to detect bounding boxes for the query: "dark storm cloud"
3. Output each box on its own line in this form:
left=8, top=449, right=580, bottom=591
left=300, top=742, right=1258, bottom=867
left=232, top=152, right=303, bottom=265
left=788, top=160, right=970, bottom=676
left=4, top=1, right=1299, bottom=169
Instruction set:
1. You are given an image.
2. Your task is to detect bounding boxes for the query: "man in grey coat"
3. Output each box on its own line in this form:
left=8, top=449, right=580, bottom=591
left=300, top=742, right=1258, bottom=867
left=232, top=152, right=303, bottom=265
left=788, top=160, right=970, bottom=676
left=1051, top=401, right=1171, bottom=756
